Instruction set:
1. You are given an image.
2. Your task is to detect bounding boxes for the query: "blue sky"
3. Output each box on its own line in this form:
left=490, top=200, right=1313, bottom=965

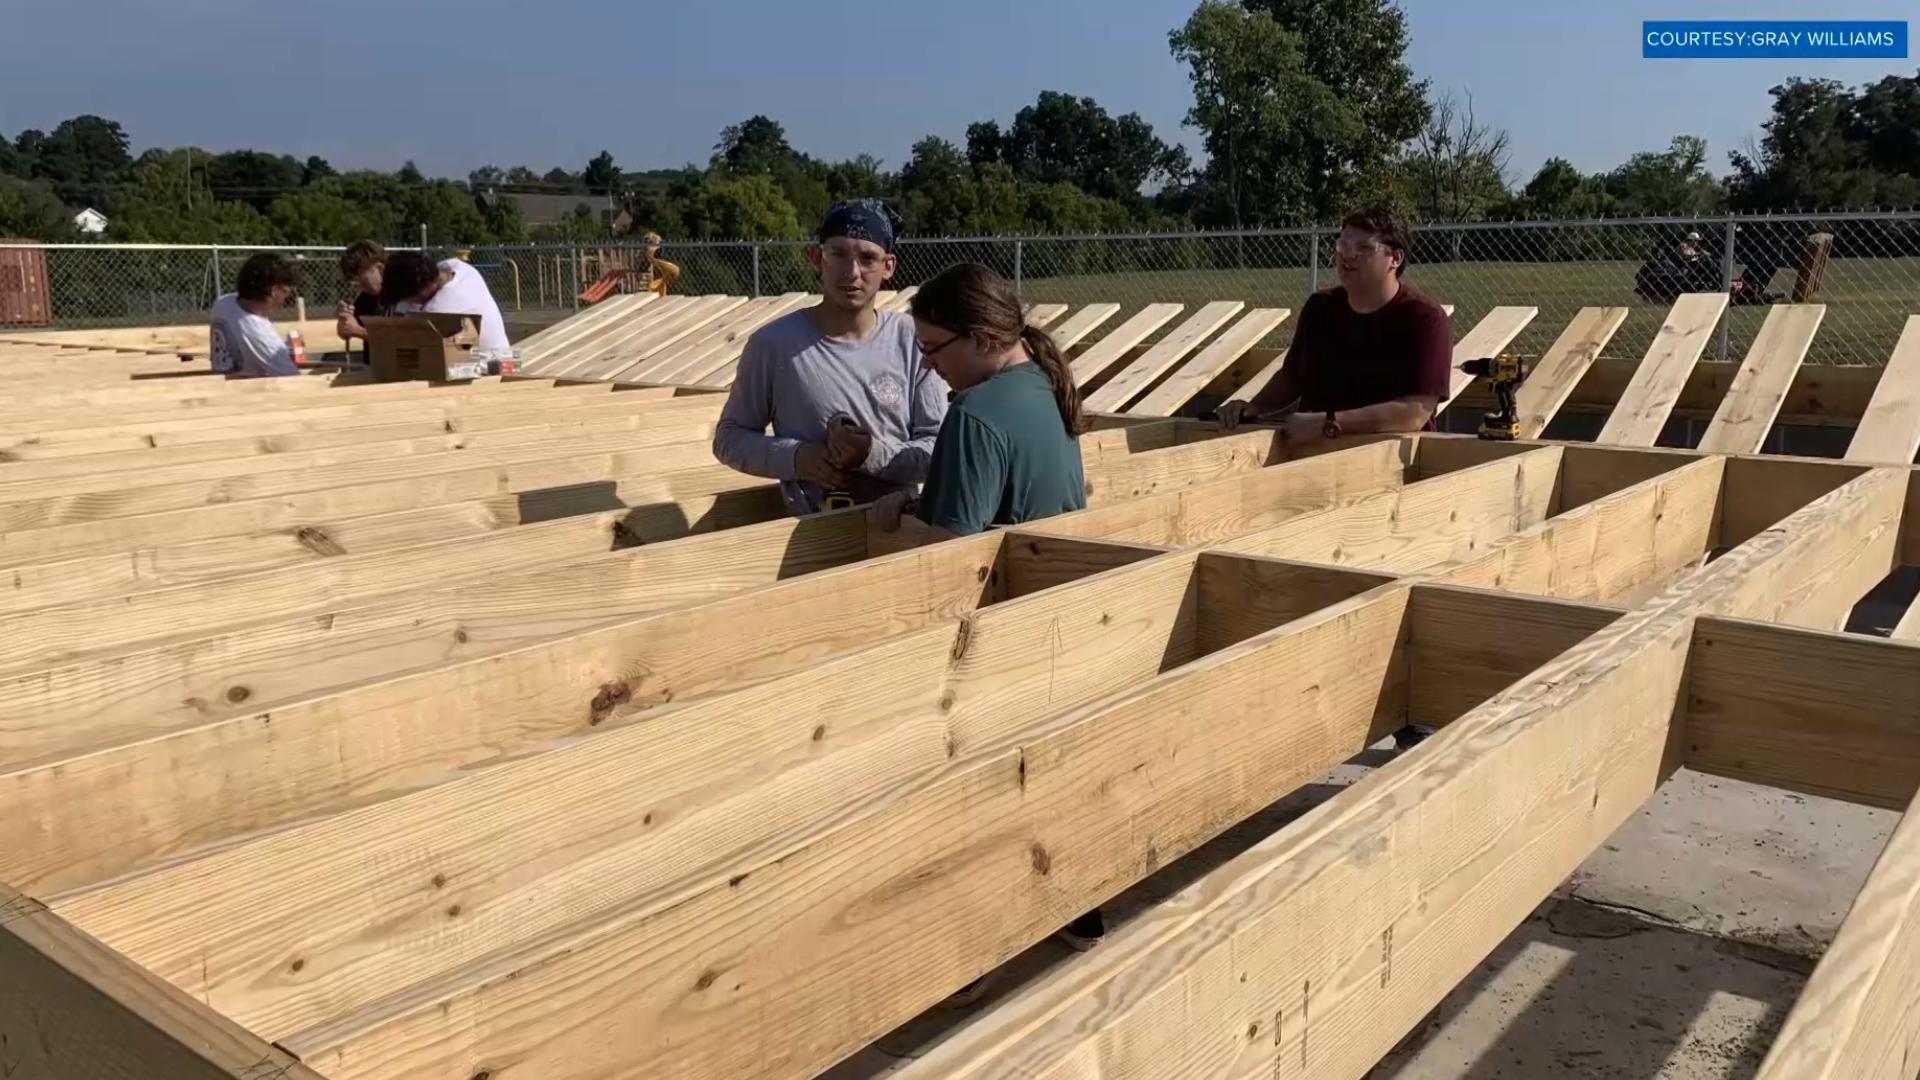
left=1, top=0, right=1913, bottom=188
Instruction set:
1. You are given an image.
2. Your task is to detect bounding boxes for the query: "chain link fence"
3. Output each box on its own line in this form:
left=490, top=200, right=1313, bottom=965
left=5, top=211, right=1916, bottom=368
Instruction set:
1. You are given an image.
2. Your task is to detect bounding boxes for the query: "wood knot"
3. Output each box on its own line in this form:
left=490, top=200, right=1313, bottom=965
left=589, top=680, right=633, bottom=724
left=225, top=686, right=251, bottom=704
left=949, top=620, right=973, bottom=662
left=938, top=690, right=956, bottom=712
left=431, top=874, right=448, bottom=889
left=975, top=565, right=991, bottom=583
left=695, top=969, right=720, bottom=991
left=1030, top=843, right=1052, bottom=876
left=289, top=958, right=305, bottom=973
left=454, top=629, right=470, bottom=645
left=811, top=724, right=827, bottom=742
left=446, top=904, right=462, bottom=918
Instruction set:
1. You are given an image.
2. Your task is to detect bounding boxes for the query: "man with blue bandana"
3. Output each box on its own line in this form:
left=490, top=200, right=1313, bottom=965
left=713, top=200, right=949, bottom=516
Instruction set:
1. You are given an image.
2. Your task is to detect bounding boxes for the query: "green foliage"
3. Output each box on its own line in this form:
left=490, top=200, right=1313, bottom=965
left=676, top=174, right=804, bottom=240
left=1729, top=74, right=1920, bottom=212
left=1604, top=135, right=1724, bottom=216
left=583, top=151, right=620, bottom=190
left=108, top=149, right=274, bottom=243
left=1171, top=1, right=1355, bottom=227
left=0, top=175, right=76, bottom=240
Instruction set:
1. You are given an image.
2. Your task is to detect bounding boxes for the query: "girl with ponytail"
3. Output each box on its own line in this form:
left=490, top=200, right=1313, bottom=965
left=874, top=261, right=1090, bottom=540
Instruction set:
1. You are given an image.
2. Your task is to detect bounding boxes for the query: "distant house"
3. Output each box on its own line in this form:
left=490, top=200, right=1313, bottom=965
left=73, top=207, right=108, bottom=235
left=496, top=191, right=608, bottom=230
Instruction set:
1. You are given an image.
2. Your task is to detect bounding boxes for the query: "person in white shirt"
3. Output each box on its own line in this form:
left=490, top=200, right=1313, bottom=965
left=209, top=252, right=303, bottom=378
left=378, top=251, right=514, bottom=361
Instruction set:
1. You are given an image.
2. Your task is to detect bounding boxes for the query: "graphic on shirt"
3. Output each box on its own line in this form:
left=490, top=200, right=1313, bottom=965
left=872, top=372, right=905, bottom=408
left=210, top=325, right=236, bottom=373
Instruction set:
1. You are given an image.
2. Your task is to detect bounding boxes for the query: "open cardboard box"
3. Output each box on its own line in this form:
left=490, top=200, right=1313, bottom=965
left=362, top=312, right=511, bottom=382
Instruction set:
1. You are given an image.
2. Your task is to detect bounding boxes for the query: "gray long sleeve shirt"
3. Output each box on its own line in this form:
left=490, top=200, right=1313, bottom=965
left=713, top=307, right=949, bottom=516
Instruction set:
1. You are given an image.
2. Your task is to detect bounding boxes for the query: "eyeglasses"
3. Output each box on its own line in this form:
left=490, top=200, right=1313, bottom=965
left=1335, top=237, right=1388, bottom=257
left=917, top=331, right=965, bottom=358
left=820, top=245, right=892, bottom=273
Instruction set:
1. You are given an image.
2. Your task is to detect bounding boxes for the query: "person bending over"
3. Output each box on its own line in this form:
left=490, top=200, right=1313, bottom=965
left=378, top=250, right=515, bottom=362
left=334, top=240, right=387, bottom=360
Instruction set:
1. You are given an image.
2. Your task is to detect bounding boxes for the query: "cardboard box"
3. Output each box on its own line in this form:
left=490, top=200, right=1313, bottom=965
left=362, top=312, right=493, bottom=382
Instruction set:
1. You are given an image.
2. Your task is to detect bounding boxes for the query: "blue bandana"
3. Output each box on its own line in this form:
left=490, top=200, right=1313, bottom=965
left=818, top=199, right=903, bottom=252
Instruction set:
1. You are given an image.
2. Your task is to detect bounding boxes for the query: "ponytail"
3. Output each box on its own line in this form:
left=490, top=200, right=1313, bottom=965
left=1019, top=323, right=1086, bottom=437
left=912, top=261, right=1086, bottom=437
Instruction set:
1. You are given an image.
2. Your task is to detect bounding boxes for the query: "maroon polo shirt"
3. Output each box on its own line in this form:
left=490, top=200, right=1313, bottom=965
left=1259, top=283, right=1454, bottom=425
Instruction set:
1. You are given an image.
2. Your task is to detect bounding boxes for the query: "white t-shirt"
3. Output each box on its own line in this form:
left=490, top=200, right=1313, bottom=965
left=397, top=260, right=512, bottom=360
left=208, top=294, right=298, bottom=377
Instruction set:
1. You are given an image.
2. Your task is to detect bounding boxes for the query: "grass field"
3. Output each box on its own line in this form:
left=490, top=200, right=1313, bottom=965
left=1022, top=257, right=1920, bottom=369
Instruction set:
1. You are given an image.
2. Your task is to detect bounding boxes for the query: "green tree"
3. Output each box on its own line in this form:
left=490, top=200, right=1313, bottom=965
left=1170, top=1, right=1354, bottom=227
left=505, top=166, right=543, bottom=185
left=991, top=91, right=1186, bottom=200
left=110, top=149, right=273, bottom=243
left=583, top=151, right=620, bottom=190
left=0, top=132, right=16, bottom=176
left=712, top=116, right=797, bottom=177
left=542, top=166, right=576, bottom=185
left=1728, top=76, right=1920, bottom=210
left=397, top=160, right=426, bottom=185
left=269, top=186, right=396, bottom=244
left=206, top=151, right=304, bottom=211
left=31, top=115, right=133, bottom=207
left=0, top=176, right=76, bottom=240
left=1513, top=157, right=1617, bottom=219
left=1241, top=0, right=1430, bottom=217
left=1607, top=135, right=1724, bottom=215
left=469, top=165, right=506, bottom=187
left=302, top=156, right=336, bottom=185
left=679, top=174, right=802, bottom=239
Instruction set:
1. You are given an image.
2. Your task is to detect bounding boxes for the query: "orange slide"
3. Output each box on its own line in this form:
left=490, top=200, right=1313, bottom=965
left=578, top=271, right=624, bottom=305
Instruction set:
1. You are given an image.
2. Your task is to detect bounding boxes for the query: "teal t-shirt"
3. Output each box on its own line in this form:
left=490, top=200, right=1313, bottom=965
left=915, top=360, right=1087, bottom=535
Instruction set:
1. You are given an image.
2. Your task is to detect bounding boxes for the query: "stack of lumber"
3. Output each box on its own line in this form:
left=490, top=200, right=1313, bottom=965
left=0, top=306, right=1918, bottom=1080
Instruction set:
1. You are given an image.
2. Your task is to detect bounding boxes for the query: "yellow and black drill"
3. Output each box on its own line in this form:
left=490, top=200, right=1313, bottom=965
left=1459, top=353, right=1529, bottom=441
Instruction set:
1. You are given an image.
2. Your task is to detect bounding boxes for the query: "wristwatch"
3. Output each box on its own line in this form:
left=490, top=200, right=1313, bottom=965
left=1322, top=411, right=1342, bottom=439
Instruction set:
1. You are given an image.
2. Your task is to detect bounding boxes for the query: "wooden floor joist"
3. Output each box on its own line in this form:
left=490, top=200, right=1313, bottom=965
left=2, top=294, right=1919, bottom=1080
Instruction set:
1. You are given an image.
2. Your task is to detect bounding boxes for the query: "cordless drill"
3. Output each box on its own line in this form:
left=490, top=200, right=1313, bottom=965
left=1459, top=353, right=1529, bottom=441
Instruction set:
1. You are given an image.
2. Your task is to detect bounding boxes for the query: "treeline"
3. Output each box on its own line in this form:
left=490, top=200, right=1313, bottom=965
left=2, top=0, right=1916, bottom=248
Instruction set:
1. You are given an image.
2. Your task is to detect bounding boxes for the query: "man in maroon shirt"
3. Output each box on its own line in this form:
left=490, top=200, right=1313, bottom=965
left=1218, top=208, right=1454, bottom=441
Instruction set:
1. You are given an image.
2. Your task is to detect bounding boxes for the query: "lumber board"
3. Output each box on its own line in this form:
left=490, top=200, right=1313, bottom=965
left=1755, top=788, right=1920, bottom=1080
left=1684, top=617, right=1920, bottom=810
left=572, top=295, right=750, bottom=381
left=889, top=467, right=1908, bottom=1080
left=0, top=512, right=874, bottom=895
left=1596, top=292, right=1731, bottom=445
left=619, top=295, right=796, bottom=384
left=1216, top=446, right=1564, bottom=574
left=1513, top=306, right=1631, bottom=439
left=1084, top=301, right=1244, bottom=412
left=1129, top=308, right=1290, bottom=417
left=643, top=293, right=812, bottom=385
left=0, top=398, right=724, bottom=511
left=520, top=295, right=682, bottom=374
left=879, top=286, right=919, bottom=312
left=1405, top=585, right=1624, bottom=728
left=0, top=384, right=622, bottom=458
left=1194, top=553, right=1397, bottom=657
left=1697, top=303, right=1827, bottom=454
left=1438, top=305, right=1538, bottom=410
left=1896, top=599, right=1920, bottom=641
left=1029, top=438, right=1410, bottom=549
left=58, top=545, right=1211, bottom=1042
left=1043, top=303, right=1120, bottom=350
left=0, top=881, right=327, bottom=1080
left=1434, top=455, right=1725, bottom=606
left=0, top=452, right=768, bottom=569
left=531, top=296, right=700, bottom=377
left=280, top=567, right=1415, bottom=1080
left=1024, top=303, right=1069, bottom=328
left=1847, top=315, right=1920, bottom=464
left=1068, top=304, right=1183, bottom=388
left=516, top=293, right=651, bottom=361
left=0, top=389, right=696, bottom=484
left=0, top=376, right=571, bottom=435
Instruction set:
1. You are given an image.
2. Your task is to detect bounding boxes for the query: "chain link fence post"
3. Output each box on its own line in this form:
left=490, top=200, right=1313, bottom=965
left=751, top=243, right=762, bottom=298
left=1013, top=238, right=1024, bottom=299
left=569, top=243, right=581, bottom=311
left=1308, top=231, right=1320, bottom=293
left=209, top=245, right=222, bottom=303
left=1719, top=213, right=1738, bottom=362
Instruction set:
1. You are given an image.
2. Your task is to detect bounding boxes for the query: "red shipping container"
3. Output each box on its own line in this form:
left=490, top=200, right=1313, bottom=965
left=0, top=242, right=52, bottom=327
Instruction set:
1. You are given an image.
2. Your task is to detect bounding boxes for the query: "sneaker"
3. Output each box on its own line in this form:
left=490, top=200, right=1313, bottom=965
left=1393, top=724, right=1435, bottom=751
left=941, top=973, right=994, bottom=1008
left=1056, top=908, right=1106, bottom=952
